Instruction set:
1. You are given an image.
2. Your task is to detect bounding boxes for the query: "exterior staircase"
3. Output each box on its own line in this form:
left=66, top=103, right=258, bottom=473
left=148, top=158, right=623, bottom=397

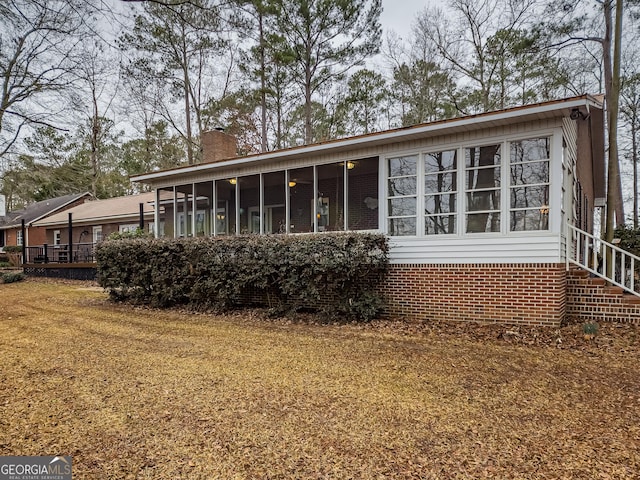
left=566, top=224, right=640, bottom=324
left=566, top=267, right=640, bottom=324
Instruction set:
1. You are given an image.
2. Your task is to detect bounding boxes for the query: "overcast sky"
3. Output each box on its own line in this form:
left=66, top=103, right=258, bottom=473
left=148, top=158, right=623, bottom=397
left=379, top=0, right=433, bottom=39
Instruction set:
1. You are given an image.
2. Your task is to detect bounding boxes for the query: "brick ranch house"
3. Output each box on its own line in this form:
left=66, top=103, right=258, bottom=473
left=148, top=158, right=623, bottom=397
left=0, top=192, right=92, bottom=250
left=27, top=192, right=157, bottom=264
left=131, top=95, right=637, bottom=326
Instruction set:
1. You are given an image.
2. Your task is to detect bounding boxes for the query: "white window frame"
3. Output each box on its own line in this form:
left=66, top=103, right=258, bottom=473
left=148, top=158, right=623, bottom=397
left=423, top=149, right=458, bottom=235
left=92, top=226, right=103, bottom=243
left=53, top=230, right=61, bottom=245
left=508, top=137, right=551, bottom=232
left=386, top=154, right=419, bottom=236
left=383, top=129, right=558, bottom=238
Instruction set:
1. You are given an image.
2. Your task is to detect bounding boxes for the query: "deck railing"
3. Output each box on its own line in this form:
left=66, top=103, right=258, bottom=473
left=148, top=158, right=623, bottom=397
left=566, top=223, right=640, bottom=297
left=24, top=242, right=97, bottom=264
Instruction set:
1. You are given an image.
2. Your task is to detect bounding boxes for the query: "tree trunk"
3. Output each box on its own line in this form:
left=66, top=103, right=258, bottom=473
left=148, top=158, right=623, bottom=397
left=182, top=37, right=194, bottom=165
left=604, top=0, right=623, bottom=243
left=633, top=113, right=638, bottom=228
left=259, top=11, right=267, bottom=153
left=304, top=63, right=313, bottom=144
left=90, top=87, right=100, bottom=197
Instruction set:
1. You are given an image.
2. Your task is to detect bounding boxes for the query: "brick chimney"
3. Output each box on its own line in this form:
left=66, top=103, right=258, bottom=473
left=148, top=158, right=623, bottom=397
left=200, top=129, right=238, bottom=164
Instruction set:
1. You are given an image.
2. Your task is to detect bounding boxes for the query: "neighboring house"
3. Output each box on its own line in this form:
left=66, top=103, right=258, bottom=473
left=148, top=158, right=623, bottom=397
left=0, top=193, right=92, bottom=250
left=32, top=191, right=158, bottom=246
left=129, top=95, right=604, bottom=326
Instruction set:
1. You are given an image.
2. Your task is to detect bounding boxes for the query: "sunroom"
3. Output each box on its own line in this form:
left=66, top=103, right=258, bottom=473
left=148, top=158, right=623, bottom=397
left=132, top=95, right=605, bottom=326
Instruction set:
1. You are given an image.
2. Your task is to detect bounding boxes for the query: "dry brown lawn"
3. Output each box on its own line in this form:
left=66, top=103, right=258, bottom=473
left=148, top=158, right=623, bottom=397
left=1, top=279, right=639, bottom=479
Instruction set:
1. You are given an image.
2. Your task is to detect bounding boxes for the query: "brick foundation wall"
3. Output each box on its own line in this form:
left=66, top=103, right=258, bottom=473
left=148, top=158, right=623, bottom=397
left=566, top=270, right=640, bottom=324
left=381, top=263, right=567, bottom=327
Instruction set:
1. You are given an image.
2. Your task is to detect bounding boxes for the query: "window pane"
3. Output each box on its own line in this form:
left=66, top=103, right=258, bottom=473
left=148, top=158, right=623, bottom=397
left=289, top=167, right=314, bottom=233
left=510, top=138, right=550, bottom=163
left=157, top=188, right=174, bottom=237
left=215, top=179, right=237, bottom=235
left=348, top=157, right=379, bottom=230
left=176, top=184, right=193, bottom=237
left=388, top=217, right=416, bottom=236
left=264, top=171, right=286, bottom=234
left=509, top=137, right=550, bottom=232
left=388, top=197, right=416, bottom=216
left=317, top=162, right=344, bottom=231
left=425, top=150, right=457, bottom=173
left=510, top=185, right=549, bottom=209
left=466, top=213, right=500, bottom=233
left=239, top=174, right=260, bottom=234
left=195, top=181, right=213, bottom=236
left=425, top=215, right=456, bottom=235
left=466, top=190, right=500, bottom=211
left=511, top=161, right=549, bottom=185
left=425, top=194, right=456, bottom=214
left=466, top=167, right=501, bottom=189
left=511, top=209, right=549, bottom=231
left=465, top=144, right=501, bottom=168
left=425, top=172, right=456, bottom=193
left=389, top=155, right=417, bottom=176
left=388, top=177, right=416, bottom=196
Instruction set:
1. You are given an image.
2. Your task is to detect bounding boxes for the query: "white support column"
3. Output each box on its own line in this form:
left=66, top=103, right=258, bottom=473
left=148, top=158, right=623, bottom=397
left=313, top=166, right=318, bottom=232
left=234, top=178, right=240, bottom=235
left=285, top=170, right=291, bottom=234
left=154, top=188, right=160, bottom=238
left=259, top=173, right=264, bottom=234
left=191, top=182, right=196, bottom=237
left=550, top=127, right=565, bottom=235
left=172, top=186, right=178, bottom=239
left=343, top=161, right=348, bottom=231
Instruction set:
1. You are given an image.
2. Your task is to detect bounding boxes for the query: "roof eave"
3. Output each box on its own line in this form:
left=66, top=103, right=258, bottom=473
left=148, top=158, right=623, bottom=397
left=131, top=95, right=603, bottom=184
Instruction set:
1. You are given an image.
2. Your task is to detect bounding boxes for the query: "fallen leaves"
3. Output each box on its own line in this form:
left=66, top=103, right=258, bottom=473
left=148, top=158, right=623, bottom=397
left=0, top=278, right=639, bottom=478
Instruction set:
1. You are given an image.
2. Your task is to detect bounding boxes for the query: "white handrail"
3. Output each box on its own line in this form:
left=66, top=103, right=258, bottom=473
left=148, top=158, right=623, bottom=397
left=566, top=223, right=640, bottom=297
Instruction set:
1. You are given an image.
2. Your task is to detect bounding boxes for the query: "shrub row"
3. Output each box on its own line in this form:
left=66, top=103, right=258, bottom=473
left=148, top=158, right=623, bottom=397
left=96, top=233, right=389, bottom=320
left=0, top=271, right=25, bottom=284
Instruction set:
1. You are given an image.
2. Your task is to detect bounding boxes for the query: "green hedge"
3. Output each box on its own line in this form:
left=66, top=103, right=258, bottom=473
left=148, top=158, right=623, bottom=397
left=1, top=272, right=25, bottom=284
left=96, top=233, right=389, bottom=320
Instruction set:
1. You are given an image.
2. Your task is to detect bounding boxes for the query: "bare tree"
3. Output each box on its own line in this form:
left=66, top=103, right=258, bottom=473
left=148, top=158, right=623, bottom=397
left=417, top=0, right=540, bottom=114
left=120, top=0, right=230, bottom=164
left=0, top=0, right=90, bottom=160
left=68, top=39, right=121, bottom=197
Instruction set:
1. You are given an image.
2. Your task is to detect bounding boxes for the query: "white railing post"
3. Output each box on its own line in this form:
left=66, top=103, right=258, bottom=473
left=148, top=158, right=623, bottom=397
left=566, top=222, right=640, bottom=298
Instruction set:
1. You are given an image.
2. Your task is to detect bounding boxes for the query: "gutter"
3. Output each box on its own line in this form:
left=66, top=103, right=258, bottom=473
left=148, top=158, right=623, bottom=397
left=131, top=95, right=603, bottom=184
